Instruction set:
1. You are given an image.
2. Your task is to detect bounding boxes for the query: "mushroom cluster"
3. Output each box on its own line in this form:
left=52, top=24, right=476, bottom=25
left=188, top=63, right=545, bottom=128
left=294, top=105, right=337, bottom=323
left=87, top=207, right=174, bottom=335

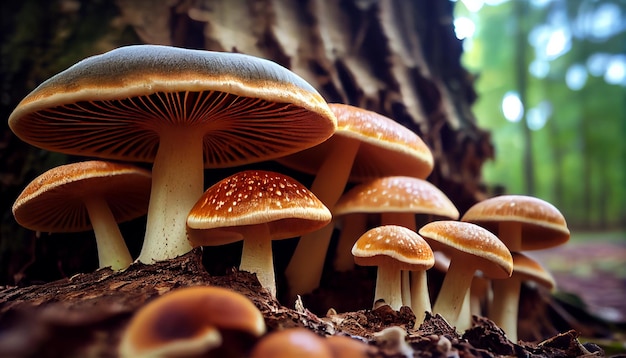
left=8, top=44, right=571, bottom=351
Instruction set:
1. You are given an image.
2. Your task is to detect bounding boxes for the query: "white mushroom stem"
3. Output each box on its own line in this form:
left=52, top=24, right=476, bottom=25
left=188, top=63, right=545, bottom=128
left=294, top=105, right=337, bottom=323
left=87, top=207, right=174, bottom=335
left=84, top=196, right=133, bottom=271
left=138, top=129, right=199, bottom=263
left=456, top=290, right=473, bottom=332
left=401, top=270, right=412, bottom=308
left=380, top=212, right=417, bottom=308
left=374, top=262, right=403, bottom=310
left=489, top=277, right=522, bottom=342
left=239, top=224, right=277, bottom=297
left=432, top=257, right=477, bottom=329
left=285, top=138, right=361, bottom=297
left=333, top=213, right=367, bottom=272
left=499, top=222, right=522, bottom=251
left=410, top=270, right=431, bottom=325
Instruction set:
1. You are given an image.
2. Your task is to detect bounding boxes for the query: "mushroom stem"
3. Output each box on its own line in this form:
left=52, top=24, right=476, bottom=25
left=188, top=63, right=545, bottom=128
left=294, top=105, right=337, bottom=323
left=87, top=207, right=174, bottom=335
left=374, top=263, right=403, bottom=310
left=380, top=212, right=417, bottom=308
left=139, top=129, right=199, bottom=263
left=432, top=258, right=476, bottom=328
left=333, top=213, right=367, bottom=272
left=380, top=212, right=416, bottom=229
left=410, top=270, right=431, bottom=324
left=285, top=138, right=361, bottom=296
left=84, top=196, right=133, bottom=270
left=499, top=222, right=522, bottom=251
left=456, top=290, right=473, bottom=332
left=489, top=277, right=521, bottom=342
left=240, top=224, right=276, bottom=297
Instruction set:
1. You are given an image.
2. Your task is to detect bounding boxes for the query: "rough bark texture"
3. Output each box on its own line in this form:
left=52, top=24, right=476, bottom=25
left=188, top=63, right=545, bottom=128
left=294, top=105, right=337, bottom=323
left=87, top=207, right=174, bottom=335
left=114, top=0, right=494, bottom=211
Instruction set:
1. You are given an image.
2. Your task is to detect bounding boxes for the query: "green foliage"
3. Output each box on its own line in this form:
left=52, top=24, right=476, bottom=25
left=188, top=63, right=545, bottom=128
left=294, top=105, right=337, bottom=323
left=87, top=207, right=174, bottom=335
left=455, top=0, right=626, bottom=229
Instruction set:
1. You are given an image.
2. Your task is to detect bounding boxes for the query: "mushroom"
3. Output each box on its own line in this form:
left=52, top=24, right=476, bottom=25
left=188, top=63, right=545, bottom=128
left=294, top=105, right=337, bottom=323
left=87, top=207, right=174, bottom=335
left=418, top=220, right=513, bottom=329
left=489, top=252, right=556, bottom=342
left=250, top=328, right=332, bottom=358
left=282, top=103, right=434, bottom=297
left=8, top=44, right=337, bottom=264
left=332, top=175, right=459, bottom=311
left=352, top=225, right=434, bottom=311
left=119, top=285, right=266, bottom=358
left=461, top=194, right=569, bottom=340
left=187, top=170, right=331, bottom=296
left=12, top=160, right=151, bottom=271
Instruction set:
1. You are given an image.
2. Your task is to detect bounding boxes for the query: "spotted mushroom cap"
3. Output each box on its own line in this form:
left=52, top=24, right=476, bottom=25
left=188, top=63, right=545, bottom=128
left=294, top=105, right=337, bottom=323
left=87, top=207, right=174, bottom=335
left=276, top=103, right=434, bottom=181
left=352, top=225, right=434, bottom=271
left=12, top=160, right=151, bottom=232
left=333, top=176, right=459, bottom=218
left=9, top=45, right=336, bottom=167
left=119, top=286, right=266, bottom=358
left=187, top=170, right=331, bottom=245
left=418, top=220, right=513, bottom=279
left=461, top=195, right=570, bottom=250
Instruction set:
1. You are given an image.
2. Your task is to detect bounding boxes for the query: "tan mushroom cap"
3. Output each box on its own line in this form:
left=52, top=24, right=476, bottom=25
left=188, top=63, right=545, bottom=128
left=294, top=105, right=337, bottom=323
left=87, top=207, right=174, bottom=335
left=187, top=170, right=331, bottom=245
left=333, top=176, right=459, bottom=218
left=277, top=103, right=434, bottom=181
left=461, top=195, right=570, bottom=251
left=9, top=45, right=336, bottom=166
left=250, top=328, right=332, bottom=358
left=119, top=286, right=265, bottom=358
left=418, top=221, right=513, bottom=279
left=12, top=160, right=150, bottom=232
left=326, top=335, right=375, bottom=358
left=352, top=225, right=434, bottom=271
left=511, top=252, right=556, bottom=290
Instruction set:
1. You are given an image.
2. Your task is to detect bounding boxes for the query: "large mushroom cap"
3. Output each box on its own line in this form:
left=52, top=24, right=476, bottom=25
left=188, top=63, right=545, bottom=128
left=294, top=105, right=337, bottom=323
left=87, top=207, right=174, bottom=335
left=276, top=103, right=433, bottom=181
left=418, top=220, right=513, bottom=279
left=334, top=176, right=459, bottom=218
left=461, top=195, right=570, bottom=250
left=187, top=170, right=332, bottom=245
left=12, top=160, right=151, bottom=232
left=9, top=44, right=336, bottom=167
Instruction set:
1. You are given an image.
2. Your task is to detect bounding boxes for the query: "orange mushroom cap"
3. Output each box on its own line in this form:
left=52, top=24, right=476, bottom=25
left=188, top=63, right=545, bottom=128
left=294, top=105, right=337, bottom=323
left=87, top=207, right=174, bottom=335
left=13, top=160, right=150, bottom=233
left=119, top=286, right=265, bottom=357
left=277, top=103, right=433, bottom=181
left=461, top=195, right=569, bottom=251
left=187, top=170, right=331, bottom=245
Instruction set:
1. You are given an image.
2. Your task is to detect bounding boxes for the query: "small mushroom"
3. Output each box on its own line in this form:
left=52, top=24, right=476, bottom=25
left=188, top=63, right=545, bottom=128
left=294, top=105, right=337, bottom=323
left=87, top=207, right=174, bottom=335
left=418, top=220, right=513, bottom=329
left=283, top=103, right=433, bottom=298
left=461, top=195, right=568, bottom=340
left=12, top=160, right=151, bottom=271
left=352, top=225, right=434, bottom=311
left=187, top=170, right=331, bottom=296
left=119, top=286, right=266, bottom=358
left=250, top=328, right=332, bottom=358
left=9, top=44, right=337, bottom=264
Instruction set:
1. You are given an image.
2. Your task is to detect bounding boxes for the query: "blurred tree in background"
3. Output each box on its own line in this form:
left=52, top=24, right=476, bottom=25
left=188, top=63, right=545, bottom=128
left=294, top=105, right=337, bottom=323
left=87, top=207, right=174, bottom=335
left=455, top=0, right=626, bottom=230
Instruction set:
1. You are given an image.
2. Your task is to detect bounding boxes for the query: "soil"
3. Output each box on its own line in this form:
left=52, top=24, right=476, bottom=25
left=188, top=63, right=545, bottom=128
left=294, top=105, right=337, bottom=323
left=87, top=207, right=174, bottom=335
left=0, top=249, right=613, bottom=357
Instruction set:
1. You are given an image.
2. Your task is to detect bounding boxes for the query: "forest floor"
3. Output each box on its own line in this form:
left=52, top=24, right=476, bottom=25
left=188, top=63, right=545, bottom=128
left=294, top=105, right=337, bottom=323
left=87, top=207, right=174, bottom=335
left=529, top=230, right=626, bottom=355
left=0, top=231, right=624, bottom=357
